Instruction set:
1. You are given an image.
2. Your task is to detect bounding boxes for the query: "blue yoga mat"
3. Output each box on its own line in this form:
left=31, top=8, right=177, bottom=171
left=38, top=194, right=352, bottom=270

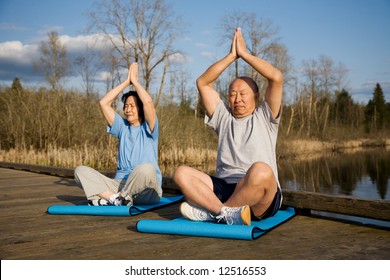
left=47, top=195, right=184, bottom=216
left=136, top=207, right=295, bottom=240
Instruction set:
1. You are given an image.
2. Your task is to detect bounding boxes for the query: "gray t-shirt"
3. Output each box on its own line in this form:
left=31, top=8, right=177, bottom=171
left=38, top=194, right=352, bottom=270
left=206, top=100, right=280, bottom=188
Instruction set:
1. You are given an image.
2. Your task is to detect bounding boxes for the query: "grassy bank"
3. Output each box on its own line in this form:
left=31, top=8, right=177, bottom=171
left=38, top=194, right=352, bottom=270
left=1, top=138, right=389, bottom=176
left=277, top=138, right=390, bottom=160
left=2, top=84, right=390, bottom=176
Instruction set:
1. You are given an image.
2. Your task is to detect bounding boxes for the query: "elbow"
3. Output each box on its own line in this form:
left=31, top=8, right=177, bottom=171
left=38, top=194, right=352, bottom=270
left=196, top=77, right=203, bottom=89
left=273, top=70, right=283, bottom=85
left=98, top=98, right=105, bottom=109
left=99, top=98, right=111, bottom=111
left=143, top=98, right=154, bottom=108
left=196, top=76, right=209, bottom=91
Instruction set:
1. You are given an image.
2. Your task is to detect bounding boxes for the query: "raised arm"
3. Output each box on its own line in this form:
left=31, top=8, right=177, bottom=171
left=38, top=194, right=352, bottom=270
left=236, top=28, right=283, bottom=118
left=99, top=67, right=131, bottom=127
left=129, top=63, right=157, bottom=132
left=196, top=30, right=238, bottom=117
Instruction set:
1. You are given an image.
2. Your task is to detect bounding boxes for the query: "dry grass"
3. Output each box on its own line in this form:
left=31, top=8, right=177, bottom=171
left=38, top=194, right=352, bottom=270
left=0, top=144, right=218, bottom=174
left=0, top=144, right=117, bottom=170
left=159, top=145, right=217, bottom=165
left=1, top=138, right=389, bottom=175
left=278, top=138, right=390, bottom=161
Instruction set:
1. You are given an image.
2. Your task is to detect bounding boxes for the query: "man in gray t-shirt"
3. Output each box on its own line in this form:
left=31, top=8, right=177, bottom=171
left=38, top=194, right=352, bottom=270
left=173, top=28, right=283, bottom=226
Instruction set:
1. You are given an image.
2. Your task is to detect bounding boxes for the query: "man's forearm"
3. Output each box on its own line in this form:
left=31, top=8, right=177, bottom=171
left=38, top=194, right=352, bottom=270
left=197, top=53, right=236, bottom=87
left=240, top=52, right=282, bottom=83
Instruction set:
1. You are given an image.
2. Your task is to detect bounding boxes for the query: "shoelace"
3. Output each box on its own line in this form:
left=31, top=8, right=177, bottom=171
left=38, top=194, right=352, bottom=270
left=216, top=207, right=243, bottom=225
left=215, top=212, right=235, bottom=225
left=215, top=214, right=233, bottom=225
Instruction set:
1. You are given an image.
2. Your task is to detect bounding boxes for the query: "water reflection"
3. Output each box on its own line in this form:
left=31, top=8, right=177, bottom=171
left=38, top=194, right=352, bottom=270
left=279, top=148, right=390, bottom=201
left=161, top=148, right=390, bottom=201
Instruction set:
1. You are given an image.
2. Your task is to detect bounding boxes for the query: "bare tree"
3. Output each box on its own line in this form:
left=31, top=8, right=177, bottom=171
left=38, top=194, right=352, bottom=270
left=74, top=44, right=100, bottom=96
left=334, top=62, right=348, bottom=92
left=33, top=31, right=71, bottom=91
left=302, top=58, right=319, bottom=136
left=318, top=55, right=335, bottom=97
left=88, top=0, right=185, bottom=100
left=219, top=10, right=249, bottom=78
left=302, top=58, right=320, bottom=95
left=176, top=66, right=192, bottom=106
left=218, top=11, right=290, bottom=98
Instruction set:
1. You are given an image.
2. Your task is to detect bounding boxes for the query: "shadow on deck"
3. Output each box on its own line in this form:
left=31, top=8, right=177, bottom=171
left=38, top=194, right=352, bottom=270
left=0, top=164, right=389, bottom=260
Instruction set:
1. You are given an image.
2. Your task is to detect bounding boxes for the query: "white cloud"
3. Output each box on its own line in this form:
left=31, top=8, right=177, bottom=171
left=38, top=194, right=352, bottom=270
left=0, top=33, right=193, bottom=91
left=0, top=41, right=38, bottom=65
left=59, top=33, right=111, bottom=53
left=200, top=51, right=213, bottom=57
left=0, top=34, right=111, bottom=83
left=94, top=70, right=113, bottom=82
left=168, top=52, right=190, bottom=64
left=195, top=43, right=208, bottom=48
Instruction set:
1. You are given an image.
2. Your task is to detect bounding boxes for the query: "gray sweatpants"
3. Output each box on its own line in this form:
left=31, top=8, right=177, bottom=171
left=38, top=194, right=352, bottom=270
left=74, top=163, right=162, bottom=205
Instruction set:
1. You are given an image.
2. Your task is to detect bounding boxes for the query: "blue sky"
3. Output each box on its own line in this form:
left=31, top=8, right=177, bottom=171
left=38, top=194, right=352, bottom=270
left=0, top=0, right=389, bottom=104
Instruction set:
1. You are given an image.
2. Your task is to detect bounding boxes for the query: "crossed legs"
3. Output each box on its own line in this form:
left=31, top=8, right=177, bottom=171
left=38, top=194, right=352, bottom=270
left=173, top=162, right=277, bottom=217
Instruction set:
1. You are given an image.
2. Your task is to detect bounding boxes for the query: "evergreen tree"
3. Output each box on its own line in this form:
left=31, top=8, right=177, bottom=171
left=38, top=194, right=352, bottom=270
left=364, top=83, right=387, bottom=132
left=11, top=77, right=23, bottom=92
left=335, top=89, right=354, bottom=126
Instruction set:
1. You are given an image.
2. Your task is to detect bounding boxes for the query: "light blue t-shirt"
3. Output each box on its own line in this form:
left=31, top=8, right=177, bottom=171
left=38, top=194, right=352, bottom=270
left=108, top=113, right=162, bottom=187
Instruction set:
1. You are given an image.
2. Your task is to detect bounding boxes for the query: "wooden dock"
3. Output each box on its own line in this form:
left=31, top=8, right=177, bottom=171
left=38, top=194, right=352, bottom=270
left=0, top=162, right=389, bottom=260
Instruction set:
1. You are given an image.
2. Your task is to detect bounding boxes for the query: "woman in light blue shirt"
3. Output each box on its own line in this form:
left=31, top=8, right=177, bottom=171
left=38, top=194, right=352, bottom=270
left=74, top=62, right=162, bottom=206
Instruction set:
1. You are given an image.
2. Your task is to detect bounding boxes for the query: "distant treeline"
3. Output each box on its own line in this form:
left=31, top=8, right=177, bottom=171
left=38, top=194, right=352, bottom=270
left=280, top=82, right=390, bottom=139
left=0, top=78, right=389, bottom=170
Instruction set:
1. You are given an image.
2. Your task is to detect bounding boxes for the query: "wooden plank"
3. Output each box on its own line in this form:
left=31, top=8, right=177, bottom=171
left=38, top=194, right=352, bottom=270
left=162, top=175, right=390, bottom=221
left=0, top=161, right=75, bottom=177
left=0, top=161, right=115, bottom=178
left=282, top=190, right=390, bottom=221
left=0, top=167, right=389, bottom=260
left=1, top=161, right=389, bottom=221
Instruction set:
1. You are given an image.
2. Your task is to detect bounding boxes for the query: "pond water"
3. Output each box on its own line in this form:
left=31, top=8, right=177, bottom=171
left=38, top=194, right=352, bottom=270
left=278, top=147, right=390, bottom=227
left=164, top=147, right=390, bottom=201
left=278, top=147, right=390, bottom=201
left=162, top=147, right=390, bottom=227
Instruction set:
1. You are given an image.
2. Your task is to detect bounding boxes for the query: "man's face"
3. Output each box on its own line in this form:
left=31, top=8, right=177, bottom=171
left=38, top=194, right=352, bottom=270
left=228, top=78, right=257, bottom=118
left=123, top=95, right=141, bottom=126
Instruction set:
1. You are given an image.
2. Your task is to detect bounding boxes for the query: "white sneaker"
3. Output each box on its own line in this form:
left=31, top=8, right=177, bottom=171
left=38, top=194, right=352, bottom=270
left=108, top=193, right=124, bottom=206
left=216, top=205, right=251, bottom=226
left=88, top=198, right=109, bottom=206
left=180, top=202, right=215, bottom=222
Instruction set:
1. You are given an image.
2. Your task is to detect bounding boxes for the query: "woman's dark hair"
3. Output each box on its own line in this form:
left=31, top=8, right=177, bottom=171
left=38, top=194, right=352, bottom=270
left=121, top=91, right=144, bottom=122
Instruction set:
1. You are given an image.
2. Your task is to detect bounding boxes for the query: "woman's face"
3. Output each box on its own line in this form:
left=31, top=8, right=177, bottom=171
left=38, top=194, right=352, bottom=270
left=124, top=95, right=141, bottom=126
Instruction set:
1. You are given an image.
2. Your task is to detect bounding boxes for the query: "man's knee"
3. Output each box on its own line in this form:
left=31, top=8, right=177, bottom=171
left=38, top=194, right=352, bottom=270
left=247, top=162, right=276, bottom=188
left=173, top=165, right=189, bottom=184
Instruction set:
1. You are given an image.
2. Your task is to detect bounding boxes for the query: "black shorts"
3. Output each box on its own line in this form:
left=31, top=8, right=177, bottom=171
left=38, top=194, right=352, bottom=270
left=210, top=176, right=282, bottom=221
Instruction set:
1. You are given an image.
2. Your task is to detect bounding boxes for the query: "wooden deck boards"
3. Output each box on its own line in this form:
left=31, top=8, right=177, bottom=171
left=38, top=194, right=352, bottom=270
left=0, top=167, right=389, bottom=260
